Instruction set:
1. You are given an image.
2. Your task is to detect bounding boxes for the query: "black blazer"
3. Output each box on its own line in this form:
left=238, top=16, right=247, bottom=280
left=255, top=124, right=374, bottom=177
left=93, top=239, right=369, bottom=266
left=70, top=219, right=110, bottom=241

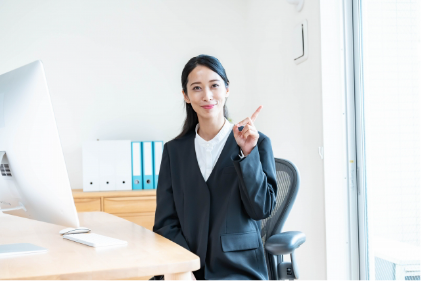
left=152, top=126, right=277, bottom=280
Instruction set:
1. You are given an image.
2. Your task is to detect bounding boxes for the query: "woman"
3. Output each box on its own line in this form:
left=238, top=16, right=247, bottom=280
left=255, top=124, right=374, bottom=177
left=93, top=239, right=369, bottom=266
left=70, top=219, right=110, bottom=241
left=152, top=54, right=277, bottom=280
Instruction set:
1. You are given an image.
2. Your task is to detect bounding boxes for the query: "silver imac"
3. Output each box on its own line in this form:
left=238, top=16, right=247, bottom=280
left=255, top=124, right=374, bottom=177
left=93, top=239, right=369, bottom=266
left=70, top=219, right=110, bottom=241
left=0, top=60, right=79, bottom=228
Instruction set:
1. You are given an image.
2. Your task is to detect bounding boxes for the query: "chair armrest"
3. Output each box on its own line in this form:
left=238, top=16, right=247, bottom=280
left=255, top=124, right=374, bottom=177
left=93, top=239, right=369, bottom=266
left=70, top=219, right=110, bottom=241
left=265, top=231, right=306, bottom=255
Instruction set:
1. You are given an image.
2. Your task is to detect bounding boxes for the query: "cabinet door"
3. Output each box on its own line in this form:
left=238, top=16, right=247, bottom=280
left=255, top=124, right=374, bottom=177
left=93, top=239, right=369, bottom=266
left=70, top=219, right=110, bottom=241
left=121, top=274, right=154, bottom=280
left=74, top=198, right=101, bottom=212
left=103, top=196, right=156, bottom=213
left=115, top=212, right=155, bottom=231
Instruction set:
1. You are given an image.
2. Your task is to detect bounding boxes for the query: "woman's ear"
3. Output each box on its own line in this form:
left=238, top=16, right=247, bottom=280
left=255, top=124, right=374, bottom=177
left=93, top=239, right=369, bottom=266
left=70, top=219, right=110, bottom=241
left=182, top=90, right=191, bottom=104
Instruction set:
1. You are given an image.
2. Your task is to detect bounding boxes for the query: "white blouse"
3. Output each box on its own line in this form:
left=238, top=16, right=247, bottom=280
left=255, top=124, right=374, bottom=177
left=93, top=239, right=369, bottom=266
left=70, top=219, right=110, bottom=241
left=195, top=118, right=245, bottom=182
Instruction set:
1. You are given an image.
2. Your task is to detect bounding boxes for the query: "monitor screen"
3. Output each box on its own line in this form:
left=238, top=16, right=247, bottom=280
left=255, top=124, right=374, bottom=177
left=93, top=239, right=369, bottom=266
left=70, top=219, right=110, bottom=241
left=0, top=61, right=79, bottom=228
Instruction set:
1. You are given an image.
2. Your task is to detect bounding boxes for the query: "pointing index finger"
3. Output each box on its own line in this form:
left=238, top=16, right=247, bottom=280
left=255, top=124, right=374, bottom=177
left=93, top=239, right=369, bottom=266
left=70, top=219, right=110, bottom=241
left=251, top=105, right=263, bottom=122
left=236, top=105, right=263, bottom=127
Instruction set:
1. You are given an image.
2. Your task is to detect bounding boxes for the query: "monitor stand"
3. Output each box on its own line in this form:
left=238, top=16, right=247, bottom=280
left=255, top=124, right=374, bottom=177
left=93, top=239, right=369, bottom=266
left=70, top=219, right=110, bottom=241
left=0, top=201, right=26, bottom=212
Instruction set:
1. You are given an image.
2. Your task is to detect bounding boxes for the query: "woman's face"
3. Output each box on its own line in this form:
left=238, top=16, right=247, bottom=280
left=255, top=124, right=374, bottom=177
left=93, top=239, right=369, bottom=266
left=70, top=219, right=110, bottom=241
left=182, top=65, right=229, bottom=121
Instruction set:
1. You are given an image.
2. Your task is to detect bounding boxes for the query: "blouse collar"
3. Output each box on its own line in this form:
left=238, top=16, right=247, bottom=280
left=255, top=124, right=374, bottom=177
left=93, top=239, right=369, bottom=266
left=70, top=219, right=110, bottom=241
left=195, top=118, right=231, bottom=148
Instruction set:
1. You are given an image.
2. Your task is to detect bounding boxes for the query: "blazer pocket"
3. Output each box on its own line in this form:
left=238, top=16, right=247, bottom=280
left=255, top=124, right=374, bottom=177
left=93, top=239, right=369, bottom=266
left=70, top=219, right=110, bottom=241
left=220, top=231, right=260, bottom=252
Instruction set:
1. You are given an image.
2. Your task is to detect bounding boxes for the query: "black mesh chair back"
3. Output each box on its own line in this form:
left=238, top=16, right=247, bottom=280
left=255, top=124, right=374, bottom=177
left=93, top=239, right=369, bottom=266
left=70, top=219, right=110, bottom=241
left=260, top=158, right=300, bottom=280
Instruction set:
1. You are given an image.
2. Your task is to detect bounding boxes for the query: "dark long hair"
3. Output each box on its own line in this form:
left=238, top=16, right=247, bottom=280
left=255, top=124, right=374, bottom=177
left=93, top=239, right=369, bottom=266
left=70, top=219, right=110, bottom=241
left=175, top=54, right=230, bottom=140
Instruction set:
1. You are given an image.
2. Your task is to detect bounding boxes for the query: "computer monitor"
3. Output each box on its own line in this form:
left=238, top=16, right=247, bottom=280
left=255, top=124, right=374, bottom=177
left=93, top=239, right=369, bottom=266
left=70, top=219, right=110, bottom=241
left=0, top=60, right=79, bottom=228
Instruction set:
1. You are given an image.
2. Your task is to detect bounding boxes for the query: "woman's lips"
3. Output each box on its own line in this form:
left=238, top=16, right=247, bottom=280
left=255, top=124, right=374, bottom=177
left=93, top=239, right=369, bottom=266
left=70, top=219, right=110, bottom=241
left=201, top=105, right=215, bottom=109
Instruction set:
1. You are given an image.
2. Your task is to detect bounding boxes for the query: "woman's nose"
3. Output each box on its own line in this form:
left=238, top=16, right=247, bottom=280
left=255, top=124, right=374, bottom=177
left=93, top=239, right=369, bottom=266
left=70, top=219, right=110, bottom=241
left=203, top=88, right=213, bottom=101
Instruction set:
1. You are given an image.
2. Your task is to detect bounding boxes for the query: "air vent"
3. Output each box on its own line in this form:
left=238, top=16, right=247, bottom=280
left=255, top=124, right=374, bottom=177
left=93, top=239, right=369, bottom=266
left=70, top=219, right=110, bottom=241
left=0, top=164, right=12, bottom=177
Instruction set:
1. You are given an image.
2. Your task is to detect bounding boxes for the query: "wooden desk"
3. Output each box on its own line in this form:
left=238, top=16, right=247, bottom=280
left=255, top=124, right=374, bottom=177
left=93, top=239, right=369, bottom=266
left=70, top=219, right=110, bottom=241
left=0, top=212, right=200, bottom=280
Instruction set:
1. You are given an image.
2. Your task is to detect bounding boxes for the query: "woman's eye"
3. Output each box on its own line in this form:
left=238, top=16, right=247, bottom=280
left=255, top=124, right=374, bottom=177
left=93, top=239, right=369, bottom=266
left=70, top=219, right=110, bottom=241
left=193, top=86, right=201, bottom=90
left=212, top=84, right=219, bottom=88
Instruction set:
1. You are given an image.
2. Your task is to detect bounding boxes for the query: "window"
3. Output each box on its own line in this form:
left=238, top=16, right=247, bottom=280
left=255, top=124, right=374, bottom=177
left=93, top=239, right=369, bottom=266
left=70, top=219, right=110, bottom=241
left=352, top=0, right=420, bottom=279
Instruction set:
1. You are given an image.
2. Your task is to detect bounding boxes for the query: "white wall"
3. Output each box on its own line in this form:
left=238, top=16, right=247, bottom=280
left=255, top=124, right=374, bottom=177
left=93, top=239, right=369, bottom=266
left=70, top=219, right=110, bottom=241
left=0, top=0, right=326, bottom=279
left=244, top=1, right=326, bottom=279
left=0, top=0, right=251, bottom=190
left=320, top=0, right=353, bottom=279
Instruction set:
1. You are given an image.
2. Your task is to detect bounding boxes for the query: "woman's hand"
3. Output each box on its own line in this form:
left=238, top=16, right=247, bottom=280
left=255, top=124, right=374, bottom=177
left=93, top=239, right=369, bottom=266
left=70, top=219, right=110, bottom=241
left=233, top=105, right=263, bottom=157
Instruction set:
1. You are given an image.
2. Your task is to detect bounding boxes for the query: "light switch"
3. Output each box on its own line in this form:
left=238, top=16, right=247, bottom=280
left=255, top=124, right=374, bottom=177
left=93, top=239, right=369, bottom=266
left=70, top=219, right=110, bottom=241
left=292, top=20, right=308, bottom=64
left=293, top=24, right=304, bottom=59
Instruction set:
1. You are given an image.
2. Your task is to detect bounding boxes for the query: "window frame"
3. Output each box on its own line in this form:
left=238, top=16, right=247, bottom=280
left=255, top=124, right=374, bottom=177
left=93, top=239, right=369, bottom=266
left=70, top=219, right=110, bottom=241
left=350, top=0, right=370, bottom=279
left=321, top=0, right=367, bottom=278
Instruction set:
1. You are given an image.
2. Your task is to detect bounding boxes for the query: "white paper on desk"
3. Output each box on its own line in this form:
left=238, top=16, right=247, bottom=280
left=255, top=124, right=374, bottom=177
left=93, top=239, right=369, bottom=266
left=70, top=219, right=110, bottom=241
left=0, top=243, right=47, bottom=257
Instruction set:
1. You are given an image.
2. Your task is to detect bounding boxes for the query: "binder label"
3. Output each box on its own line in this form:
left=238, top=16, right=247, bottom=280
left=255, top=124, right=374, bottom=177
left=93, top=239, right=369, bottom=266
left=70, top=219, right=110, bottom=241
left=143, top=142, right=152, bottom=175
left=132, top=142, right=141, bottom=176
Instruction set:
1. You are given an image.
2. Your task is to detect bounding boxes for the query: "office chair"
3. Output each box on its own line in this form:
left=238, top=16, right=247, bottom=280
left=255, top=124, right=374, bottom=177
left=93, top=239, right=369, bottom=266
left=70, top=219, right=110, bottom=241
left=261, top=158, right=306, bottom=280
left=151, top=158, right=305, bottom=280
